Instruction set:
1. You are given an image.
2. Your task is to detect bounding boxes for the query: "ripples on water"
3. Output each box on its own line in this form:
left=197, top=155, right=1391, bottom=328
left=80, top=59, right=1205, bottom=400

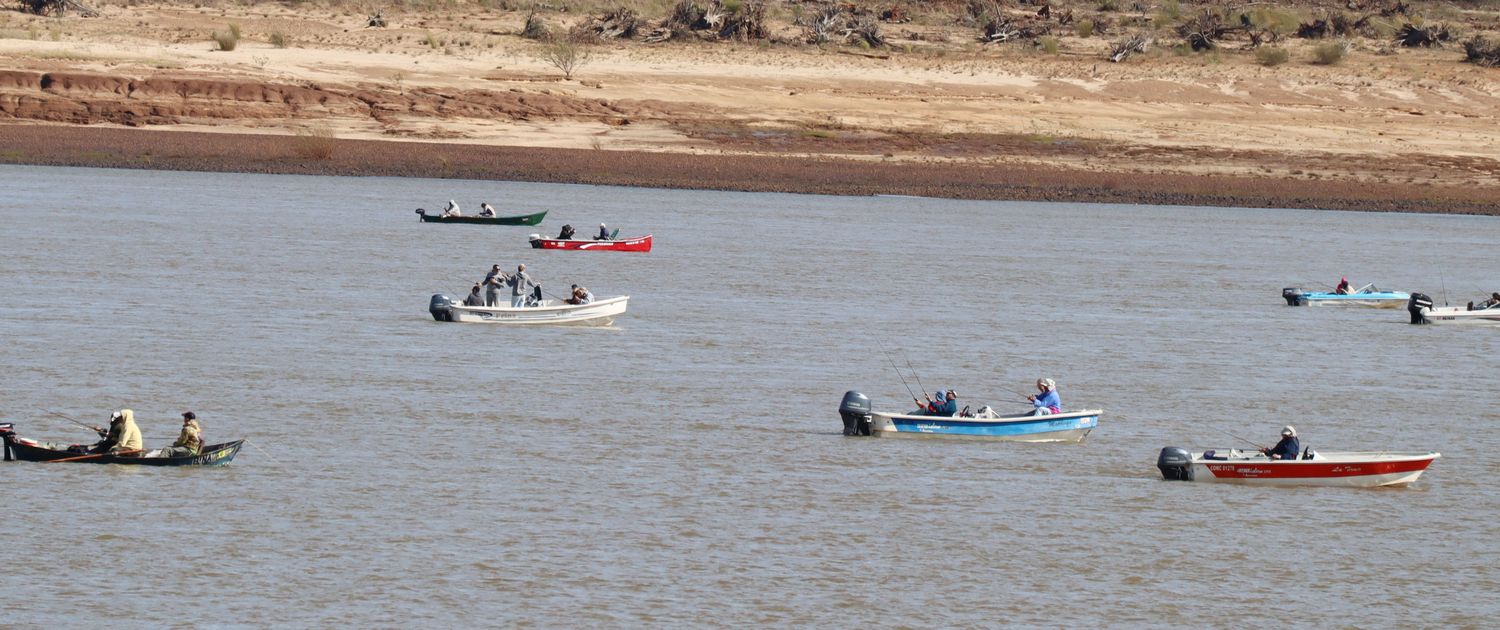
left=1, top=165, right=1496, bottom=625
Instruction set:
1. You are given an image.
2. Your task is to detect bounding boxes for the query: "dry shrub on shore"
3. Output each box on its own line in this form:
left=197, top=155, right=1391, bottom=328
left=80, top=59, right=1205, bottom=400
left=1463, top=36, right=1500, bottom=66
left=292, top=124, right=337, bottom=160
left=1254, top=46, right=1289, bottom=66
left=1310, top=40, right=1346, bottom=65
left=521, top=13, right=551, bottom=41
left=213, top=24, right=240, bottom=51
left=538, top=39, right=593, bottom=79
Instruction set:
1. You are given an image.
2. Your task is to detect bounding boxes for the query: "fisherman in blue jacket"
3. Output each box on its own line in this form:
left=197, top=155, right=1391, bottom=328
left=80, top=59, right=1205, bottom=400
left=1262, top=426, right=1301, bottom=460
left=1028, top=378, right=1061, bottom=415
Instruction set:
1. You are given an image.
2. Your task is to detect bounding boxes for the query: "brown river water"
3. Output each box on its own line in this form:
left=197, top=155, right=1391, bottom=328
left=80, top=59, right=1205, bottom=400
left=1, top=165, right=1497, bottom=626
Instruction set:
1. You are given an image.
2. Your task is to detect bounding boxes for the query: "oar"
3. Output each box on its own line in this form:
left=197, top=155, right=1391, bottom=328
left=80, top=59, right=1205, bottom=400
left=47, top=448, right=142, bottom=463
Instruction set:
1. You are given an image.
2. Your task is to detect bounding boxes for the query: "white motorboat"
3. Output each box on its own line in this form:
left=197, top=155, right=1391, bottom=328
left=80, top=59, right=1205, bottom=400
left=1156, top=447, right=1439, bottom=487
left=428, top=294, right=628, bottom=326
left=1407, top=292, right=1500, bottom=325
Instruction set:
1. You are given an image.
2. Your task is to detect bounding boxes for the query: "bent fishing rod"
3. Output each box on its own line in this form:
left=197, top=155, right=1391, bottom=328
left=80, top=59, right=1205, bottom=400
left=1219, top=428, right=1266, bottom=450
left=44, top=409, right=104, bottom=433
left=896, top=347, right=930, bottom=400
left=873, top=336, right=917, bottom=401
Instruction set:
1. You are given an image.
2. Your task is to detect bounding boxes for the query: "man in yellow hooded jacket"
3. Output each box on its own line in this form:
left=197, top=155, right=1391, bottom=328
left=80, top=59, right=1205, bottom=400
left=90, top=409, right=144, bottom=455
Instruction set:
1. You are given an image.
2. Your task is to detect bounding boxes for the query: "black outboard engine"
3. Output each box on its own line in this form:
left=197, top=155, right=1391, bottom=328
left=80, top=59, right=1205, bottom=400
left=1407, top=292, right=1433, bottom=325
left=839, top=391, right=872, bottom=436
left=1157, top=446, right=1194, bottom=481
left=1282, top=287, right=1307, bottom=306
left=429, top=294, right=454, bottom=322
left=1, top=423, right=14, bottom=461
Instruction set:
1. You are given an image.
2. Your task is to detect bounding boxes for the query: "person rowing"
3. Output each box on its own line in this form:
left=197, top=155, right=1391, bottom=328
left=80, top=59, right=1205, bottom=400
left=1261, top=426, right=1300, bottom=460
left=441, top=200, right=462, bottom=217
left=1027, top=378, right=1061, bottom=416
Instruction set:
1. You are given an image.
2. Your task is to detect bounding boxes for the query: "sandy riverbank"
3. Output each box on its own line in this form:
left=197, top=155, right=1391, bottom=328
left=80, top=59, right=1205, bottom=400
left=2, top=1, right=1498, bottom=212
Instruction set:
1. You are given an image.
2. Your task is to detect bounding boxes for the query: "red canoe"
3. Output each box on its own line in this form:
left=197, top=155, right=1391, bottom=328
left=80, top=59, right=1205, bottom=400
left=529, top=234, right=652, bottom=252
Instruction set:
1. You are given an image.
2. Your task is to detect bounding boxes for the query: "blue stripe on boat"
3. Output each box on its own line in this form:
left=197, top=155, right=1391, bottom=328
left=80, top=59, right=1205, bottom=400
left=888, top=413, right=1097, bottom=437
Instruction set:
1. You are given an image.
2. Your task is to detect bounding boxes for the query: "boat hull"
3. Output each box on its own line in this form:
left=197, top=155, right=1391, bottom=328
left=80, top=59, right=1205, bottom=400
left=1415, top=306, right=1500, bottom=325
left=870, top=410, right=1100, bottom=442
left=1160, top=448, right=1439, bottom=487
left=430, top=294, right=628, bottom=326
left=1296, top=292, right=1410, bottom=308
left=416, top=209, right=546, bottom=225
left=529, top=234, right=652, bottom=252
left=4, top=434, right=243, bottom=466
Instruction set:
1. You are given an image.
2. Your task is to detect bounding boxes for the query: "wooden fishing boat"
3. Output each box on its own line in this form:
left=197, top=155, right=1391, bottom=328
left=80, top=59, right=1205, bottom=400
left=1156, top=447, right=1439, bottom=487
left=528, top=233, right=652, bottom=252
left=1282, top=286, right=1410, bottom=308
left=1407, top=293, right=1500, bottom=325
left=1, top=423, right=244, bottom=466
left=837, top=391, right=1099, bottom=442
left=428, top=294, right=628, bottom=326
left=415, top=208, right=547, bottom=225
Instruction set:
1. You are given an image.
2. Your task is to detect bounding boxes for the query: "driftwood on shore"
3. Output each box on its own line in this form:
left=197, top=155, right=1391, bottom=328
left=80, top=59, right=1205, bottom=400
left=20, top=0, right=99, bottom=17
left=1464, top=36, right=1500, bottom=67
left=1110, top=33, right=1149, bottom=62
left=804, top=4, right=885, bottom=47
left=1394, top=23, right=1451, bottom=48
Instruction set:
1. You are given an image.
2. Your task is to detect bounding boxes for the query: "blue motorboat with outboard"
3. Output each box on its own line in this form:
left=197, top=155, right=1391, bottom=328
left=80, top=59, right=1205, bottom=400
left=837, top=391, right=1100, bottom=442
left=1283, top=285, right=1410, bottom=308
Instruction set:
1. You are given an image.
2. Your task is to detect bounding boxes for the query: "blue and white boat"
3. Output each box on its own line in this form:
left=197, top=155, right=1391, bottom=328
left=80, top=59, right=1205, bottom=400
left=838, top=391, right=1099, bottom=442
left=1283, top=286, right=1410, bottom=308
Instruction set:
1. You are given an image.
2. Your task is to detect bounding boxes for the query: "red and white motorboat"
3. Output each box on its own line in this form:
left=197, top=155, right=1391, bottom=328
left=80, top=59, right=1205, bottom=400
left=528, top=234, right=652, bottom=252
left=1156, top=447, right=1440, bottom=488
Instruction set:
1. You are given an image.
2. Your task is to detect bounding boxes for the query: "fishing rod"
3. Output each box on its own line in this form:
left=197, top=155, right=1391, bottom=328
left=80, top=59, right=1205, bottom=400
left=896, top=347, right=930, bottom=400
left=44, top=409, right=103, bottom=434
left=873, top=336, right=917, bottom=401
left=1219, top=428, right=1266, bottom=451
left=1439, top=267, right=1449, bottom=306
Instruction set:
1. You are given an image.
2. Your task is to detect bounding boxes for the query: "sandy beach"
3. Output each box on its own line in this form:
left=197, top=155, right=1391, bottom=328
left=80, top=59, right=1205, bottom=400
left=2, top=0, right=1498, bottom=212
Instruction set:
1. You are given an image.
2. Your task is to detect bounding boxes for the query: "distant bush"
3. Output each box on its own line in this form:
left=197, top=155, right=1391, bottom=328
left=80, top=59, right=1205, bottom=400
left=292, top=124, right=337, bottom=160
left=1310, top=41, right=1345, bottom=65
left=1255, top=46, right=1289, bottom=66
left=269, top=31, right=289, bottom=48
left=1039, top=36, right=1059, bottom=54
left=213, top=25, right=239, bottom=51
left=1075, top=20, right=1094, bottom=38
left=538, top=39, right=592, bottom=79
left=1096, top=0, right=1118, bottom=12
left=423, top=31, right=443, bottom=49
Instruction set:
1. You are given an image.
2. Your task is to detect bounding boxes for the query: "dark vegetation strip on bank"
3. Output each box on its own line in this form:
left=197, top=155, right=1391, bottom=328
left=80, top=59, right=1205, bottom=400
left=2, top=124, right=1496, bottom=215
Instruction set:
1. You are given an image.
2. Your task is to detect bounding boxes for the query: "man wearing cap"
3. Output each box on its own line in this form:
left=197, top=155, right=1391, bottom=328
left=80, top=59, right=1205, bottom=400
left=1262, top=426, right=1301, bottom=460
left=158, top=412, right=203, bottom=458
left=483, top=265, right=509, bottom=307
left=1028, top=378, right=1061, bottom=415
left=89, top=409, right=143, bottom=455
left=916, top=389, right=959, bottom=416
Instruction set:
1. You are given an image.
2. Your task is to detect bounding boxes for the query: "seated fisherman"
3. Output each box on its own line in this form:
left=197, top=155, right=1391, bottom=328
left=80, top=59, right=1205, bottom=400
left=595, top=223, right=611, bottom=240
left=478, top=203, right=497, bottom=218
left=463, top=283, right=485, bottom=306
left=1335, top=277, right=1352, bottom=294
left=1479, top=292, right=1500, bottom=310
left=1028, top=378, right=1061, bottom=415
left=89, top=409, right=144, bottom=455
left=442, top=200, right=462, bottom=217
left=1261, top=426, right=1300, bottom=460
left=557, top=224, right=576, bottom=240
left=156, top=412, right=203, bottom=458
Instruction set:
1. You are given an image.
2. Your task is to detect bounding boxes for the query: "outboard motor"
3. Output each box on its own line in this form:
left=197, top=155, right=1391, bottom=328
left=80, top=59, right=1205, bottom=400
left=429, top=294, right=455, bottom=322
left=1282, top=287, right=1307, bottom=306
left=1407, top=292, right=1433, bottom=325
left=1157, top=446, right=1194, bottom=481
left=839, top=391, right=872, bottom=436
left=1, top=423, right=14, bottom=461
left=528, top=234, right=545, bottom=249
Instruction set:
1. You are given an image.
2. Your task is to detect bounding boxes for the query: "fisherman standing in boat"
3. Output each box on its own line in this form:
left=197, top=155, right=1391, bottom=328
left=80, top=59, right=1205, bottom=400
left=156, top=412, right=203, bottom=458
left=478, top=203, right=497, bottom=218
left=483, top=265, right=508, bottom=307
left=88, top=409, right=143, bottom=455
left=595, top=223, right=611, bottom=240
left=442, top=200, right=462, bottom=217
left=1028, top=378, right=1061, bottom=415
left=464, top=283, right=486, bottom=307
left=1261, top=426, right=1300, bottom=460
left=508, top=264, right=535, bottom=308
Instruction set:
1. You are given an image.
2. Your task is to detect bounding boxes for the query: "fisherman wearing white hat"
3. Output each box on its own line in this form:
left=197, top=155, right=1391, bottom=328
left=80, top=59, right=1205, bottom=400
left=1028, top=378, right=1061, bottom=415
left=1262, top=426, right=1301, bottom=460
left=595, top=222, right=611, bottom=240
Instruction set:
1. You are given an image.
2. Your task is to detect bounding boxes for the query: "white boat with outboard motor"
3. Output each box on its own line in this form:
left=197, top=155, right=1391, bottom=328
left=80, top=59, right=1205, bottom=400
left=1156, top=446, right=1439, bottom=487
left=1406, top=292, right=1500, bottom=325
left=837, top=391, right=1100, bottom=442
left=1282, top=284, right=1410, bottom=308
left=428, top=293, right=628, bottom=325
